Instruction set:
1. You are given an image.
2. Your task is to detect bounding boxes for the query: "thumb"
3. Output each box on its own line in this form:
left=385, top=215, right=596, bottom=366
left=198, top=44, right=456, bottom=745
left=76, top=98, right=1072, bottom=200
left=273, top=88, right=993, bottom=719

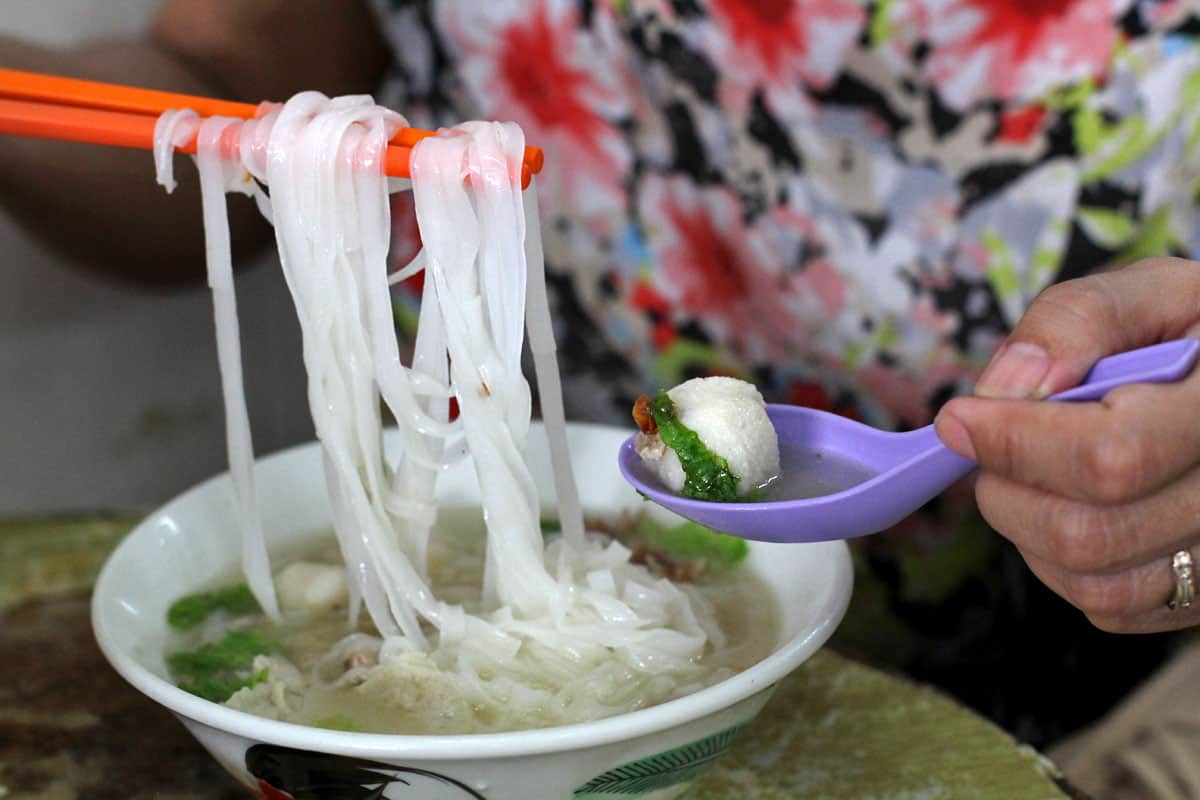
left=975, top=258, right=1200, bottom=399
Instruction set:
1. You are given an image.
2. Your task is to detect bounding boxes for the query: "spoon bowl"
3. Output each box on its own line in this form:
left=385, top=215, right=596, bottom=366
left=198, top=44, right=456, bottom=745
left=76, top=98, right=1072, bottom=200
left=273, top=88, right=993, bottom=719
left=619, top=339, right=1200, bottom=543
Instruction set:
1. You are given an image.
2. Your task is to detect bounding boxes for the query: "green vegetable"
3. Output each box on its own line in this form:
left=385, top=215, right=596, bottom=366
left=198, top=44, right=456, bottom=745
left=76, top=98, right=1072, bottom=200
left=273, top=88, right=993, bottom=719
left=648, top=390, right=741, bottom=502
left=168, top=629, right=276, bottom=702
left=167, top=583, right=260, bottom=630
left=629, top=517, right=748, bottom=570
left=315, top=714, right=363, bottom=732
left=168, top=629, right=274, bottom=675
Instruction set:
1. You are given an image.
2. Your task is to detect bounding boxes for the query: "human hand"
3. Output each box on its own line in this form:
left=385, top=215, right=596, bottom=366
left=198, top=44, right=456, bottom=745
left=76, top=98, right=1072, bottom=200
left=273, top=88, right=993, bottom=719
left=934, top=257, right=1200, bottom=632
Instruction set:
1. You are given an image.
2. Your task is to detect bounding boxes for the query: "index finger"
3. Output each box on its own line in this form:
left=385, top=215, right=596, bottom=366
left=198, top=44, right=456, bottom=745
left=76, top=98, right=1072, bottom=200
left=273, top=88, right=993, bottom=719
left=976, top=258, right=1200, bottom=400
left=935, top=371, right=1200, bottom=504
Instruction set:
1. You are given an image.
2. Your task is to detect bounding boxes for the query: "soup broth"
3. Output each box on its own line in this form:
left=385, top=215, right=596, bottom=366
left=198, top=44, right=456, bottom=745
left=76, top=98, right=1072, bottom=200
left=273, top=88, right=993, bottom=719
left=760, top=443, right=876, bottom=501
left=167, top=510, right=777, bottom=735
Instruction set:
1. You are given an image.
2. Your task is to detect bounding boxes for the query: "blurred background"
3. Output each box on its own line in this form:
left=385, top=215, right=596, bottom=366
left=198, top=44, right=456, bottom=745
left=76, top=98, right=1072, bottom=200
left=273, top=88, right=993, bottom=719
left=0, top=0, right=309, bottom=514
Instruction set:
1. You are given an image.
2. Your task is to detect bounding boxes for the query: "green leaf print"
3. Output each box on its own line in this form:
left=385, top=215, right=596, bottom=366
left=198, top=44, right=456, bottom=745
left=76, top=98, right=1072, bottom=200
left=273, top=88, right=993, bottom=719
left=844, top=318, right=897, bottom=370
left=1077, top=206, right=1138, bottom=249
left=1039, top=77, right=1095, bottom=112
left=574, top=725, right=745, bottom=797
left=869, top=0, right=895, bottom=48
left=1080, top=114, right=1163, bottom=183
left=1115, top=206, right=1180, bottom=265
left=980, top=230, right=1020, bottom=302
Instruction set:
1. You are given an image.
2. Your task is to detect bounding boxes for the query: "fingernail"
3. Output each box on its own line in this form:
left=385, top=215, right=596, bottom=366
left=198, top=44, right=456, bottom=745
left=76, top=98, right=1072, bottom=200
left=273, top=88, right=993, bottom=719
left=976, top=342, right=1050, bottom=399
left=935, top=412, right=977, bottom=462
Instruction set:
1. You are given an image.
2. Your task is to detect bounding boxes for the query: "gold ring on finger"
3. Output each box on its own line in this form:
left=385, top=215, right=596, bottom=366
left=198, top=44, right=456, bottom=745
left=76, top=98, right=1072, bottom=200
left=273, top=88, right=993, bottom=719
left=1168, top=549, right=1195, bottom=611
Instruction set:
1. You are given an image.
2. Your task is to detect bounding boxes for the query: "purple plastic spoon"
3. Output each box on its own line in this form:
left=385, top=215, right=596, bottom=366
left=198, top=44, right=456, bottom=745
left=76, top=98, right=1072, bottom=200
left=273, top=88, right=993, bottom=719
left=618, top=338, right=1200, bottom=543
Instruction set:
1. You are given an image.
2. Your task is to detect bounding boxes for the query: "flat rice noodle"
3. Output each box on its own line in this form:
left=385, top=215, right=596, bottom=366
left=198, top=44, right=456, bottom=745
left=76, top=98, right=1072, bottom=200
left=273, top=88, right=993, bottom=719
left=154, top=94, right=719, bottom=721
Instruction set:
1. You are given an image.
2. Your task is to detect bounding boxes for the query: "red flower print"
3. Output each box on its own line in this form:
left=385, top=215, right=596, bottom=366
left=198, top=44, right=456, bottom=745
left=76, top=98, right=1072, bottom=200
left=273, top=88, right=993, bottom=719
left=996, top=104, right=1048, bottom=145
left=650, top=321, right=679, bottom=350
left=703, top=0, right=866, bottom=115
left=630, top=280, right=678, bottom=350
left=436, top=0, right=632, bottom=217
left=913, top=0, right=1131, bottom=110
left=637, top=175, right=817, bottom=362
left=795, top=257, right=845, bottom=316
left=788, top=380, right=833, bottom=411
left=629, top=280, right=671, bottom=316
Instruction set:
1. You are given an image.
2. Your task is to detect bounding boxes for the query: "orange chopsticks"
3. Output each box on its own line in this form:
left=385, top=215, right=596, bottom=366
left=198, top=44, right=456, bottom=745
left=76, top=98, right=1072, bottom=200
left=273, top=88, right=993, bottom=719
left=0, top=69, right=544, bottom=187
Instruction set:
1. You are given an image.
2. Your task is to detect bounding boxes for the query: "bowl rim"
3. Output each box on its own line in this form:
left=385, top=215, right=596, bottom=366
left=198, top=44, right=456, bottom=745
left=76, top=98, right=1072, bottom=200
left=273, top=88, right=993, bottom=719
left=91, top=424, right=853, bottom=760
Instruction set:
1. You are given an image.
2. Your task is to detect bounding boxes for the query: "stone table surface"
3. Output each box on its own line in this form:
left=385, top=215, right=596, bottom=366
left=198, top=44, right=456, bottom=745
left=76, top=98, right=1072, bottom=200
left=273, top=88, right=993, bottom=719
left=0, top=516, right=1079, bottom=799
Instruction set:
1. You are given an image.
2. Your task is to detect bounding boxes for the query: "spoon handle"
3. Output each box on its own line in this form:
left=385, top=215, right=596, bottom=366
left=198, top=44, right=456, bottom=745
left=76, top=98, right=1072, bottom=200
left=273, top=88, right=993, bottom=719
left=912, top=340, right=1195, bottom=482
left=921, top=338, right=1200, bottom=464
left=1044, top=338, right=1199, bottom=402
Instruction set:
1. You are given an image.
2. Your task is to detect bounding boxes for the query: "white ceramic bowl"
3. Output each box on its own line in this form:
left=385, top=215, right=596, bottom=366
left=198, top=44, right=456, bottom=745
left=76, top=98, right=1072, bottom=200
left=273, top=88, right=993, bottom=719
left=93, top=423, right=852, bottom=800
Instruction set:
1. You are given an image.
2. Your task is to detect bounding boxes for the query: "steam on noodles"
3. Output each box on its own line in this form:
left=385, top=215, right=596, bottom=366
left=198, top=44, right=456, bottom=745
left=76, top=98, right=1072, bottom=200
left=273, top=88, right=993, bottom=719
left=153, top=93, right=744, bottom=726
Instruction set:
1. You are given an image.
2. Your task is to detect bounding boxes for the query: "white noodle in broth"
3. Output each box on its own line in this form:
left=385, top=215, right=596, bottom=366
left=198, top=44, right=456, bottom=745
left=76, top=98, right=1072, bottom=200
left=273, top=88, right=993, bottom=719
left=153, top=93, right=724, bottom=723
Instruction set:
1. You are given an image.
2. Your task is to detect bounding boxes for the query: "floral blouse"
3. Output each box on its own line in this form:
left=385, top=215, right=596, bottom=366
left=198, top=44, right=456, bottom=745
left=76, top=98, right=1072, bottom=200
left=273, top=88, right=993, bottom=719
left=374, top=0, right=1192, bottom=743
left=380, top=0, right=1200, bottom=427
